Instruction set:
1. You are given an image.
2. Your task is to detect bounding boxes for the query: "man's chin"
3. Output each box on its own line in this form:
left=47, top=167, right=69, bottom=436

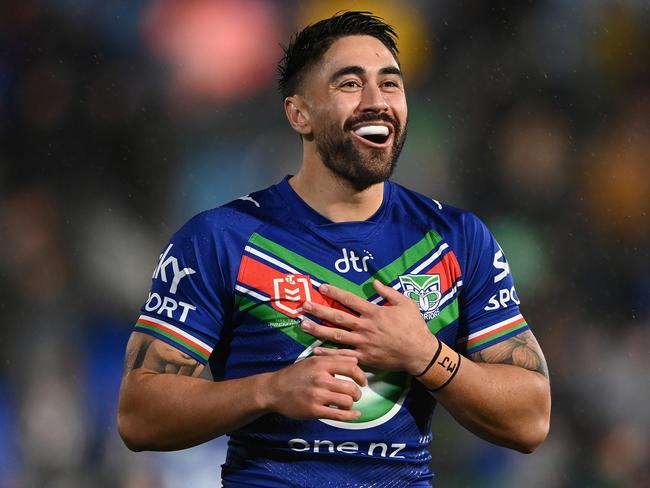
left=316, top=131, right=402, bottom=191
left=334, top=162, right=395, bottom=192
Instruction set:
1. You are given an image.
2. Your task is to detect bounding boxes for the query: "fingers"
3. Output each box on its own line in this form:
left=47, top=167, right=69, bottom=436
left=310, top=354, right=367, bottom=387
left=372, top=279, right=407, bottom=306
left=312, top=362, right=366, bottom=420
left=317, top=283, right=375, bottom=315
left=303, top=380, right=362, bottom=420
left=312, top=281, right=407, bottom=311
left=301, top=319, right=360, bottom=346
left=270, top=355, right=368, bottom=422
left=302, top=300, right=359, bottom=329
left=315, top=404, right=362, bottom=422
left=334, top=379, right=363, bottom=403
left=323, top=375, right=363, bottom=403
left=313, top=347, right=359, bottom=359
left=328, top=356, right=367, bottom=387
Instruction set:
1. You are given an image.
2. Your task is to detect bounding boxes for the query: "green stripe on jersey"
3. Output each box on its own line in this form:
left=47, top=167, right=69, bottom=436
left=135, top=322, right=209, bottom=361
left=238, top=296, right=315, bottom=347
left=426, top=297, right=459, bottom=335
left=251, top=230, right=444, bottom=299
left=467, top=321, right=528, bottom=351
left=363, top=230, right=443, bottom=295
left=250, top=233, right=359, bottom=294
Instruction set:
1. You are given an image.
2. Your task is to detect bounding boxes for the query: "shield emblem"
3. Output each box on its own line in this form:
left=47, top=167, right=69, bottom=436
left=272, top=274, right=312, bottom=318
left=399, top=274, right=442, bottom=319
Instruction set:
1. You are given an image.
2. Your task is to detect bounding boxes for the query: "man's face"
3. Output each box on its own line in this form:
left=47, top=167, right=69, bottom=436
left=302, top=35, right=408, bottom=191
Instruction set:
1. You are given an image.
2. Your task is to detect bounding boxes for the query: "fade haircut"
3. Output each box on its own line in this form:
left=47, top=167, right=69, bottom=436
left=277, top=11, right=399, bottom=99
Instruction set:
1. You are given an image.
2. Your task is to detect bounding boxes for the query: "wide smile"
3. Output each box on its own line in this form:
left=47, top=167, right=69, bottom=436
left=350, top=123, right=394, bottom=148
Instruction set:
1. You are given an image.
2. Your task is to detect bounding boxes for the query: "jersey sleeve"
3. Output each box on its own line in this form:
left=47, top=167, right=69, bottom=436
left=456, top=213, right=529, bottom=355
left=134, top=214, right=229, bottom=364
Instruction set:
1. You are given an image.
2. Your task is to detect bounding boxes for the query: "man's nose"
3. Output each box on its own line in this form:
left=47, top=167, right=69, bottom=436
left=359, top=83, right=389, bottom=112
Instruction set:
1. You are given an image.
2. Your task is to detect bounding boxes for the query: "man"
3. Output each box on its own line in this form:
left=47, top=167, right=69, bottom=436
left=118, top=11, right=550, bottom=486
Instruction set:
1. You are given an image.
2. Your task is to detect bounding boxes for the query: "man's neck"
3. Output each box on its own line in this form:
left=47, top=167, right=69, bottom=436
left=289, top=164, right=385, bottom=223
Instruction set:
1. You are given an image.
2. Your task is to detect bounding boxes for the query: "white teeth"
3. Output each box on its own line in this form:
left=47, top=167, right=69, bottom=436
left=354, top=125, right=389, bottom=136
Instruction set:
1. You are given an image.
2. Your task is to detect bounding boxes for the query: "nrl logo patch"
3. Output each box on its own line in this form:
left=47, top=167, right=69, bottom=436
left=271, top=274, right=312, bottom=318
left=399, top=274, right=442, bottom=321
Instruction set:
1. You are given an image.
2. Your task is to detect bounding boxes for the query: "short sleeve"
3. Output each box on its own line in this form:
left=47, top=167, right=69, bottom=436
left=134, top=215, right=228, bottom=364
left=456, top=213, right=529, bottom=355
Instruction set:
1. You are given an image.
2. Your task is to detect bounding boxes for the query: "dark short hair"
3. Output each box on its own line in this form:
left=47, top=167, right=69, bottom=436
left=277, top=11, right=399, bottom=99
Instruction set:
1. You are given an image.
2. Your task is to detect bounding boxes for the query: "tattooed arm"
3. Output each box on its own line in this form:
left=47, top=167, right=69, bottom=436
left=117, top=332, right=267, bottom=451
left=117, top=332, right=367, bottom=451
left=122, top=333, right=205, bottom=378
left=470, top=330, right=549, bottom=378
left=427, top=330, right=551, bottom=453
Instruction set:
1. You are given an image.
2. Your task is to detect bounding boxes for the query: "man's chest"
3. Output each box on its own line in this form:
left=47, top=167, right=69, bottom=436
left=216, top=226, right=463, bottom=375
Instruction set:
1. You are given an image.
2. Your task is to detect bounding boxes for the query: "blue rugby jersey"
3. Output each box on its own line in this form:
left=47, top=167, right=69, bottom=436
left=134, top=176, right=529, bottom=487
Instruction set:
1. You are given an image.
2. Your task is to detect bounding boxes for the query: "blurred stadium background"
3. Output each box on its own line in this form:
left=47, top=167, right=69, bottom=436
left=1, top=1, right=649, bottom=486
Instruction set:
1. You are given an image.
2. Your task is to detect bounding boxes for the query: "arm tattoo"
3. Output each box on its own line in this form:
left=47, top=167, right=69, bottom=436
left=470, top=330, right=549, bottom=378
left=132, top=340, right=151, bottom=370
left=123, top=333, right=204, bottom=378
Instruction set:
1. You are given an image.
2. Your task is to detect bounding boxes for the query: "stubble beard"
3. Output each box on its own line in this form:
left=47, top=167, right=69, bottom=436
left=314, top=113, right=407, bottom=192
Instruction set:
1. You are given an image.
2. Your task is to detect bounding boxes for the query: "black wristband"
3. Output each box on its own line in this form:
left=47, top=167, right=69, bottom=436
left=428, top=354, right=461, bottom=392
left=415, top=339, right=442, bottom=377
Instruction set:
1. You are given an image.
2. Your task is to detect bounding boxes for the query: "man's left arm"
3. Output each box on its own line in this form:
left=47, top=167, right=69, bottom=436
left=429, top=329, right=550, bottom=453
left=300, top=281, right=551, bottom=453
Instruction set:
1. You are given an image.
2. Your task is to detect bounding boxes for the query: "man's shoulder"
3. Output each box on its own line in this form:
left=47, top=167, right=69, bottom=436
left=389, top=180, right=480, bottom=230
left=176, top=183, right=284, bottom=241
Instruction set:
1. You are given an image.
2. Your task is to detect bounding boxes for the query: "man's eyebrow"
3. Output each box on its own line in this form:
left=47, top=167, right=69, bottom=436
left=379, top=66, right=403, bottom=78
left=329, top=65, right=404, bottom=83
left=330, top=65, right=365, bottom=82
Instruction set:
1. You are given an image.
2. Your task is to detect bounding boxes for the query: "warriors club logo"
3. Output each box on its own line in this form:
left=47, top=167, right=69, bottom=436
left=399, top=274, right=442, bottom=321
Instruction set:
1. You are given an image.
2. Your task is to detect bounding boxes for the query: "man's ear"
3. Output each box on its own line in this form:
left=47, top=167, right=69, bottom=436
left=284, top=95, right=312, bottom=136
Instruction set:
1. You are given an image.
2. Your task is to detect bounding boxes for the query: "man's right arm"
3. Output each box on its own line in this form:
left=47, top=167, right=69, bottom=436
left=117, top=331, right=367, bottom=451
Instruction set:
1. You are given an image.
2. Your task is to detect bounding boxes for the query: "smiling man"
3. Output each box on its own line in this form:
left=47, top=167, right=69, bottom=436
left=118, top=11, right=550, bottom=486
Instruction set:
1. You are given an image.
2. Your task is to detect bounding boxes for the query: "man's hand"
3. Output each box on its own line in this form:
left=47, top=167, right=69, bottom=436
left=263, top=355, right=368, bottom=422
left=299, top=280, right=437, bottom=376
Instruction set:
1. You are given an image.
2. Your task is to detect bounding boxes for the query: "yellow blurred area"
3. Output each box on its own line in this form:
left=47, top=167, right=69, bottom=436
left=594, top=5, right=648, bottom=81
left=296, top=0, right=431, bottom=82
left=583, top=129, right=650, bottom=241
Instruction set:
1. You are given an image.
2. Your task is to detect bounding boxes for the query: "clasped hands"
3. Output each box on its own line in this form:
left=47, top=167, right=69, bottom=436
left=263, top=280, right=441, bottom=422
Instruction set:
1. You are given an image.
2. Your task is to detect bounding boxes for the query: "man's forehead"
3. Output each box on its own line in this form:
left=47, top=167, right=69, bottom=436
left=318, top=35, right=399, bottom=73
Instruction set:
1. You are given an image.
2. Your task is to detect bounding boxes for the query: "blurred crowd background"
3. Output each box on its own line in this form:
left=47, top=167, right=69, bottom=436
left=0, top=0, right=649, bottom=487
